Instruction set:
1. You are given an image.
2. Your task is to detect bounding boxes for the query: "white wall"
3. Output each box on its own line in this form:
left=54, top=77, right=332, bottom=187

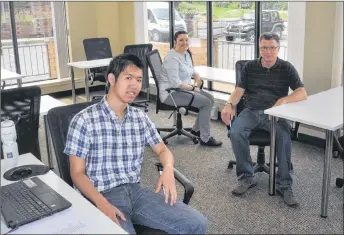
left=331, top=2, right=343, bottom=88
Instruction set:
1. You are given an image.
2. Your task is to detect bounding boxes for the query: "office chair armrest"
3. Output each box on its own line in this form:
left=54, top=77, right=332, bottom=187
left=155, top=163, right=194, bottom=205
left=165, top=88, right=195, bottom=112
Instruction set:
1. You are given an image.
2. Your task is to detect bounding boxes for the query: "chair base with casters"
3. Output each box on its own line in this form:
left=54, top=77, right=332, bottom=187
left=228, top=146, right=270, bottom=174
left=158, top=112, right=199, bottom=145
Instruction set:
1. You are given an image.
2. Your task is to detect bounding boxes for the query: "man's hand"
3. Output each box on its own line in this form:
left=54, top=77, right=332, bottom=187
left=273, top=98, right=287, bottom=107
left=155, top=165, right=177, bottom=206
left=96, top=199, right=126, bottom=226
left=221, top=105, right=234, bottom=126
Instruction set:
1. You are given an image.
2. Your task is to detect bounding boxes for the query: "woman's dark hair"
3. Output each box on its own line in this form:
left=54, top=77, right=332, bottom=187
left=174, top=30, right=194, bottom=65
left=106, top=53, right=144, bottom=92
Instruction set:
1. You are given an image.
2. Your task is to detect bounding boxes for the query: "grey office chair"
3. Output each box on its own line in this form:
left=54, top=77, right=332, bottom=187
left=146, top=49, right=199, bottom=144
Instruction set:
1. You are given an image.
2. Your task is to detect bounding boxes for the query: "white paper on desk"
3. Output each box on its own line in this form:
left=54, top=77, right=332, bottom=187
left=10, top=208, right=90, bottom=234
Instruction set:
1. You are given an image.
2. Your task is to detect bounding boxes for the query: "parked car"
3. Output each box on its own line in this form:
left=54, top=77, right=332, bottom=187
left=223, top=10, right=285, bottom=42
left=147, top=2, right=187, bottom=42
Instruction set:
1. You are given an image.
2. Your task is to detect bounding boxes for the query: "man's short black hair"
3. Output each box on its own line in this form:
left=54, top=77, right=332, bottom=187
left=106, top=53, right=144, bottom=92
left=259, top=32, right=280, bottom=45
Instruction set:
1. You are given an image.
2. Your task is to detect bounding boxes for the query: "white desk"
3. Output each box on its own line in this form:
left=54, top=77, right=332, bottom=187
left=264, top=86, right=343, bottom=218
left=40, top=95, right=67, bottom=169
left=194, top=66, right=236, bottom=85
left=1, top=68, right=25, bottom=88
left=67, top=58, right=112, bottom=103
left=1, top=153, right=127, bottom=234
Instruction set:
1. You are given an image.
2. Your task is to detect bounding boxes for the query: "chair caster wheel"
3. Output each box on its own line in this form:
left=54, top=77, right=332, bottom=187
left=336, top=178, right=344, bottom=188
left=193, top=138, right=199, bottom=144
left=228, top=163, right=234, bottom=169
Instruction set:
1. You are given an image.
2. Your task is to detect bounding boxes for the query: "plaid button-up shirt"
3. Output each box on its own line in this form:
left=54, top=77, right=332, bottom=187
left=63, top=97, right=162, bottom=192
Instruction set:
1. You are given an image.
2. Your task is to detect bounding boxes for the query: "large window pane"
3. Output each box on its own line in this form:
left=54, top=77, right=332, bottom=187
left=176, top=1, right=208, bottom=87
left=1, top=2, right=17, bottom=86
left=212, top=1, right=256, bottom=93
left=261, top=1, right=288, bottom=60
left=146, top=2, right=171, bottom=59
left=13, top=1, right=57, bottom=83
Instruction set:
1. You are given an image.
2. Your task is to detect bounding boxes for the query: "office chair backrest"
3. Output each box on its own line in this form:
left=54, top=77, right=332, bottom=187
left=146, top=49, right=163, bottom=114
left=124, top=44, right=153, bottom=90
left=235, top=60, right=250, bottom=115
left=83, top=37, right=112, bottom=60
left=1, top=86, right=41, bottom=160
left=47, top=101, right=97, bottom=186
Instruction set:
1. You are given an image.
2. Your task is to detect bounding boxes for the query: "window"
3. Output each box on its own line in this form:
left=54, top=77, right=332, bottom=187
left=212, top=1, right=256, bottom=93
left=1, top=2, right=17, bottom=86
left=1, top=1, right=68, bottom=84
left=146, top=2, right=171, bottom=59
left=261, top=1, right=288, bottom=60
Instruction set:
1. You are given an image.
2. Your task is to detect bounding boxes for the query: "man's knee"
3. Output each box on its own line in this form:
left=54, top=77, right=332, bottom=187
left=181, top=211, right=208, bottom=234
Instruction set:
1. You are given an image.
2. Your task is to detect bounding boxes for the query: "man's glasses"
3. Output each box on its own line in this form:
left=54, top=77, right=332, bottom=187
left=260, top=46, right=279, bottom=51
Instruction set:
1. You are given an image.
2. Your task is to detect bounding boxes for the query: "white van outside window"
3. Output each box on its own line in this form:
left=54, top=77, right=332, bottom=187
left=147, top=2, right=187, bottom=42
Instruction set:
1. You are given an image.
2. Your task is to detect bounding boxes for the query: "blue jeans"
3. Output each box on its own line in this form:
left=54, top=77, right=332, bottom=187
left=229, top=108, right=293, bottom=190
left=102, top=183, right=207, bottom=234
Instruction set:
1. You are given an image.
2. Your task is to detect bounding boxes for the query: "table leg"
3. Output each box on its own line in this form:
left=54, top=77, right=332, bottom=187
left=17, top=78, right=22, bottom=87
left=84, top=69, right=90, bottom=102
left=321, top=130, right=333, bottom=218
left=70, top=67, right=76, bottom=104
left=44, top=115, right=54, bottom=170
left=269, top=116, right=277, bottom=196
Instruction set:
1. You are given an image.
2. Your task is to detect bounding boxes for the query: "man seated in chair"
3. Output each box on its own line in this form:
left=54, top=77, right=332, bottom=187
left=64, top=54, right=207, bottom=234
left=221, top=32, right=307, bottom=207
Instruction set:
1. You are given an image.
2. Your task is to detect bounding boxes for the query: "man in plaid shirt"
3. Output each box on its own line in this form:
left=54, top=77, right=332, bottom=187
left=64, top=54, right=207, bottom=234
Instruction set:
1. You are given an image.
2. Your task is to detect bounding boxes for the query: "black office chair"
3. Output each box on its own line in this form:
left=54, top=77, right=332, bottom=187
left=333, top=134, right=344, bottom=188
left=227, top=60, right=297, bottom=173
left=83, top=37, right=112, bottom=99
left=124, top=44, right=153, bottom=112
left=46, top=101, right=195, bottom=235
left=1, top=86, right=41, bottom=160
left=146, top=49, right=199, bottom=144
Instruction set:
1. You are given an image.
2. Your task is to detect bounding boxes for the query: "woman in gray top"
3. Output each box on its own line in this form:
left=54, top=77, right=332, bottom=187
left=160, top=31, right=222, bottom=147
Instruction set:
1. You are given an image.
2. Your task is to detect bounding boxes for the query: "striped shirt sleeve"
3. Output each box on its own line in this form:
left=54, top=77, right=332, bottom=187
left=63, top=114, right=90, bottom=159
left=144, top=113, right=162, bottom=147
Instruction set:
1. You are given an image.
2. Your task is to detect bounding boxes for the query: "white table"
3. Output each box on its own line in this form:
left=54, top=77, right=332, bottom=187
left=40, top=95, right=67, bottom=169
left=1, top=68, right=25, bottom=88
left=1, top=153, right=127, bottom=234
left=67, top=58, right=112, bottom=103
left=264, top=86, right=343, bottom=218
left=194, top=66, right=236, bottom=85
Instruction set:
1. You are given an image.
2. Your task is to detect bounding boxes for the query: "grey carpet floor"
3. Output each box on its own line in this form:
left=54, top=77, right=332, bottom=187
left=38, top=98, right=343, bottom=234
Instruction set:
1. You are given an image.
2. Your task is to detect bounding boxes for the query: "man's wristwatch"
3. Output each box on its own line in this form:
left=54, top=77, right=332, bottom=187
left=225, top=102, right=233, bottom=108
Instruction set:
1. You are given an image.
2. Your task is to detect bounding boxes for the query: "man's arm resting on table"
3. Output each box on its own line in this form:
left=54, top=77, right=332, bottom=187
left=284, top=87, right=307, bottom=103
left=275, top=87, right=307, bottom=106
left=151, top=141, right=177, bottom=205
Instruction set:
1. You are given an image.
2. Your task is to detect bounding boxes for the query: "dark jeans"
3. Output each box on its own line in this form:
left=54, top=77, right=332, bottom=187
left=229, top=108, right=293, bottom=190
left=102, top=183, right=207, bottom=234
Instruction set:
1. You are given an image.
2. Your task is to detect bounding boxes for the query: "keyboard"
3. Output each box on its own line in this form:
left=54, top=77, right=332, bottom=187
left=1, top=182, right=52, bottom=223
